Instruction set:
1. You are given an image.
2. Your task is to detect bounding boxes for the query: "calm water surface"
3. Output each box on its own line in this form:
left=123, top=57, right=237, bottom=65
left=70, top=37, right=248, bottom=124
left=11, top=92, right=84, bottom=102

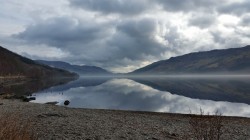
left=31, top=76, right=250, bottom=117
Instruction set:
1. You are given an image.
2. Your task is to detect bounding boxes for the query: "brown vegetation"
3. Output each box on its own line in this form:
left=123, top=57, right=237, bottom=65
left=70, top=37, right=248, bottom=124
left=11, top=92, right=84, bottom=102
left=189, top=110, right=223, bottom=140
left=180, top=110, right=223, bottom=140
left=0, top=112, right=36, bottom=140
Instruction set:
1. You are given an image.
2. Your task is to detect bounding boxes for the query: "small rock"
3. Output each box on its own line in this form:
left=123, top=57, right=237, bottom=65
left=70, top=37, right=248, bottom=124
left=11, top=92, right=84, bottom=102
left=64, top=100, right=70, bottom=106
left=23, top=98, right=31, bottom=102
left=0, top=103, right=3, bottom=105
left=37, top=113, right=67, bottom=118
left=45, top=101, right=59, bottom=105
left=171, top=133, right=177, bottom=137
left=23, top=97, right=36, bottom=102
left=29, top=97, right=36, bottom=100
left=119, top=136, right=126, bottom=139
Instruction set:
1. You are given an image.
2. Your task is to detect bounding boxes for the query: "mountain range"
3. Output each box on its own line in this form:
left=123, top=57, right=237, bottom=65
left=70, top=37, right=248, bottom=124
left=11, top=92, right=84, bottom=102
left=36, top=60, right=112, bottom=75
left=1, top=45, right=250, bottom=77
left=131, top=45, right=250, bottom=75
left=0, top=46, right=77, bottom=79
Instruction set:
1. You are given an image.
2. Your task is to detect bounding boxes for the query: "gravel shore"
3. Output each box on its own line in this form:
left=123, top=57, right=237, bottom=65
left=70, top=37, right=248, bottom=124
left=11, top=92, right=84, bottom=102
left=0, top=99, right=250, bottom=140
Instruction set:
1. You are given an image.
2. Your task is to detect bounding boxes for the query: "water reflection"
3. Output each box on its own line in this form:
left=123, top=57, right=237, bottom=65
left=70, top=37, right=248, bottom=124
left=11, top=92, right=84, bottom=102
left=32, top=77, right=250, bottom=117
left=0, top=77, right=75, bottom=96
left=131, top=77, right=250, bottom=104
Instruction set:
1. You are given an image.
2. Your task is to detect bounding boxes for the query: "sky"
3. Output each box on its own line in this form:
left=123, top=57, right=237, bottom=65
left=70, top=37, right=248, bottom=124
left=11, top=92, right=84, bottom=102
left=0, top=0, right=250, bottom=73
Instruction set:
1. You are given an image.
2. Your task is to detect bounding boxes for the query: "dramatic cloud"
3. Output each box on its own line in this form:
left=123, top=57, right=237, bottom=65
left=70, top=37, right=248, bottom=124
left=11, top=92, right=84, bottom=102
left=156, top=0, right=219, bottom=12
left=14, top=17, right=168, bottom=71
left=218, top=1, right=250, bottom=15
left=188, top=14, right=216, bottom=28
left=240, top=15, right=250, bottom=26
left=15, top=17, right=111, bottom=47
left=1, top=0, right=250, bottom=72
left=108, top=18, right=167, bottom=60
left=70, top=0, right=153, bottom=15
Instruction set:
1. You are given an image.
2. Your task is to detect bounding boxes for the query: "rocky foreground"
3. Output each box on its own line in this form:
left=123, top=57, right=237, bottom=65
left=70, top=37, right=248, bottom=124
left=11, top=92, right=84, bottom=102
left=0, top=99, right=250, bottom=140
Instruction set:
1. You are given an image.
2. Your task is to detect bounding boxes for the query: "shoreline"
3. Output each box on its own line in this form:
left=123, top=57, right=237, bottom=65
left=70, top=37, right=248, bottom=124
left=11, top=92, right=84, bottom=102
left=1, top=99, right=250, bottom=139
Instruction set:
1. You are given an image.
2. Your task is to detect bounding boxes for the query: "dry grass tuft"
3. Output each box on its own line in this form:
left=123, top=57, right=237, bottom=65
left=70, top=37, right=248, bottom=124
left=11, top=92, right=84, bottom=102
left=189, top=110, right=223, bottom=140
left=180, top=109, right=223, bottom=140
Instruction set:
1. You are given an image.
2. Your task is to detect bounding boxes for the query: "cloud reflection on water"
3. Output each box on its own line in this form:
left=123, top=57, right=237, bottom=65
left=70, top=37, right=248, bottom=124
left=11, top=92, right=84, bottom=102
left=32, top=78, right=250, bottom=117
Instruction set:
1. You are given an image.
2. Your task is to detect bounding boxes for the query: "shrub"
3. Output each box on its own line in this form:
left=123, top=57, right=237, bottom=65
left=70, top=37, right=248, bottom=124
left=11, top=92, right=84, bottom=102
left=187, top=109, right=223, bottom=140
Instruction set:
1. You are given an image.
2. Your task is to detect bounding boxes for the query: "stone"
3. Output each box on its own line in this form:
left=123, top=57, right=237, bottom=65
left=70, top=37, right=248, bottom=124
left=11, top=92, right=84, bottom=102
left=64, top=100, right=70, bottom=106
left=45, top=101, right=59, bottom=105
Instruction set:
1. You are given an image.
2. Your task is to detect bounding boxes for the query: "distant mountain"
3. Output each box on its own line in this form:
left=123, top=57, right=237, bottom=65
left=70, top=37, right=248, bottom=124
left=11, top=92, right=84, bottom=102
left=36, top=60, right=112, bottom=75
left=131, top=45, right=250, bottom=74
left=0, top=46, right=77, bottom=79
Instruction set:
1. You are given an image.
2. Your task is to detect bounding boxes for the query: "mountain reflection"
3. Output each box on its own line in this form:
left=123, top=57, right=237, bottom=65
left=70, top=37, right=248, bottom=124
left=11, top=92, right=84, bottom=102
left=130, top=77, right=250, bottom=104
left=0, top=77, right=75, bottom=96
left=32, top=77, right=250, bottom=117
left=42, top=76, right=112, bottom=92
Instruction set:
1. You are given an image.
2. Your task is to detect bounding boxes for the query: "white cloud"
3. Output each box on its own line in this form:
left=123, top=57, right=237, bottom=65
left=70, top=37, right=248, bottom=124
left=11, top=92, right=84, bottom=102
left=0, top=0, right=249, bottom=72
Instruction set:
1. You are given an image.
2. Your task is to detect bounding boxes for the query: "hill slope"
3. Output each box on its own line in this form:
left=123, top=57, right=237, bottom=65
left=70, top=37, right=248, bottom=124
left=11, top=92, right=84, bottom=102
left=132, top=45, right=250, bottom=74
left=0, top=46, right=77, bottom=79
left=36, top=60, right=112, bottom=75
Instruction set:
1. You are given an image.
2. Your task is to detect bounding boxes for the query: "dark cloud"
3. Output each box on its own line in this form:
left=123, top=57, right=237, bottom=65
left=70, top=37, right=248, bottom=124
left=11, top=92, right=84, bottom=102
left=240, top=15, right=250, bottom=26
left=188, top=14, right=216, bottom=28
left=70, top=0, right=153, bottom=15
left=84, top=18, right=170, bottom=70
left=2, top=0, right=250, bottom=72
left=156, top=0, right=219, bottom=12
left=163, top=26, right=186, bottom=55
left=14, top=16, right=169, bottom=71
left=218, top=1, right=250, bottom=15
left=107, top=18, right=167, bottom=60
left=210, top=31, right=226, bottom=44
left=211, top=30, right=243, bottom=49
left=14, top=17, right=110, bottom=47
left=162, top=25, right=214, bottom=57
left=69, top=0, right=221, bottom=15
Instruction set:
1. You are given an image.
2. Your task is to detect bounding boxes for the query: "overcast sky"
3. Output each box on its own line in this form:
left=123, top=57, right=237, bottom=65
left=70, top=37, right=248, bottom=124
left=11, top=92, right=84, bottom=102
left=1, top=0, right=250, bottom=72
